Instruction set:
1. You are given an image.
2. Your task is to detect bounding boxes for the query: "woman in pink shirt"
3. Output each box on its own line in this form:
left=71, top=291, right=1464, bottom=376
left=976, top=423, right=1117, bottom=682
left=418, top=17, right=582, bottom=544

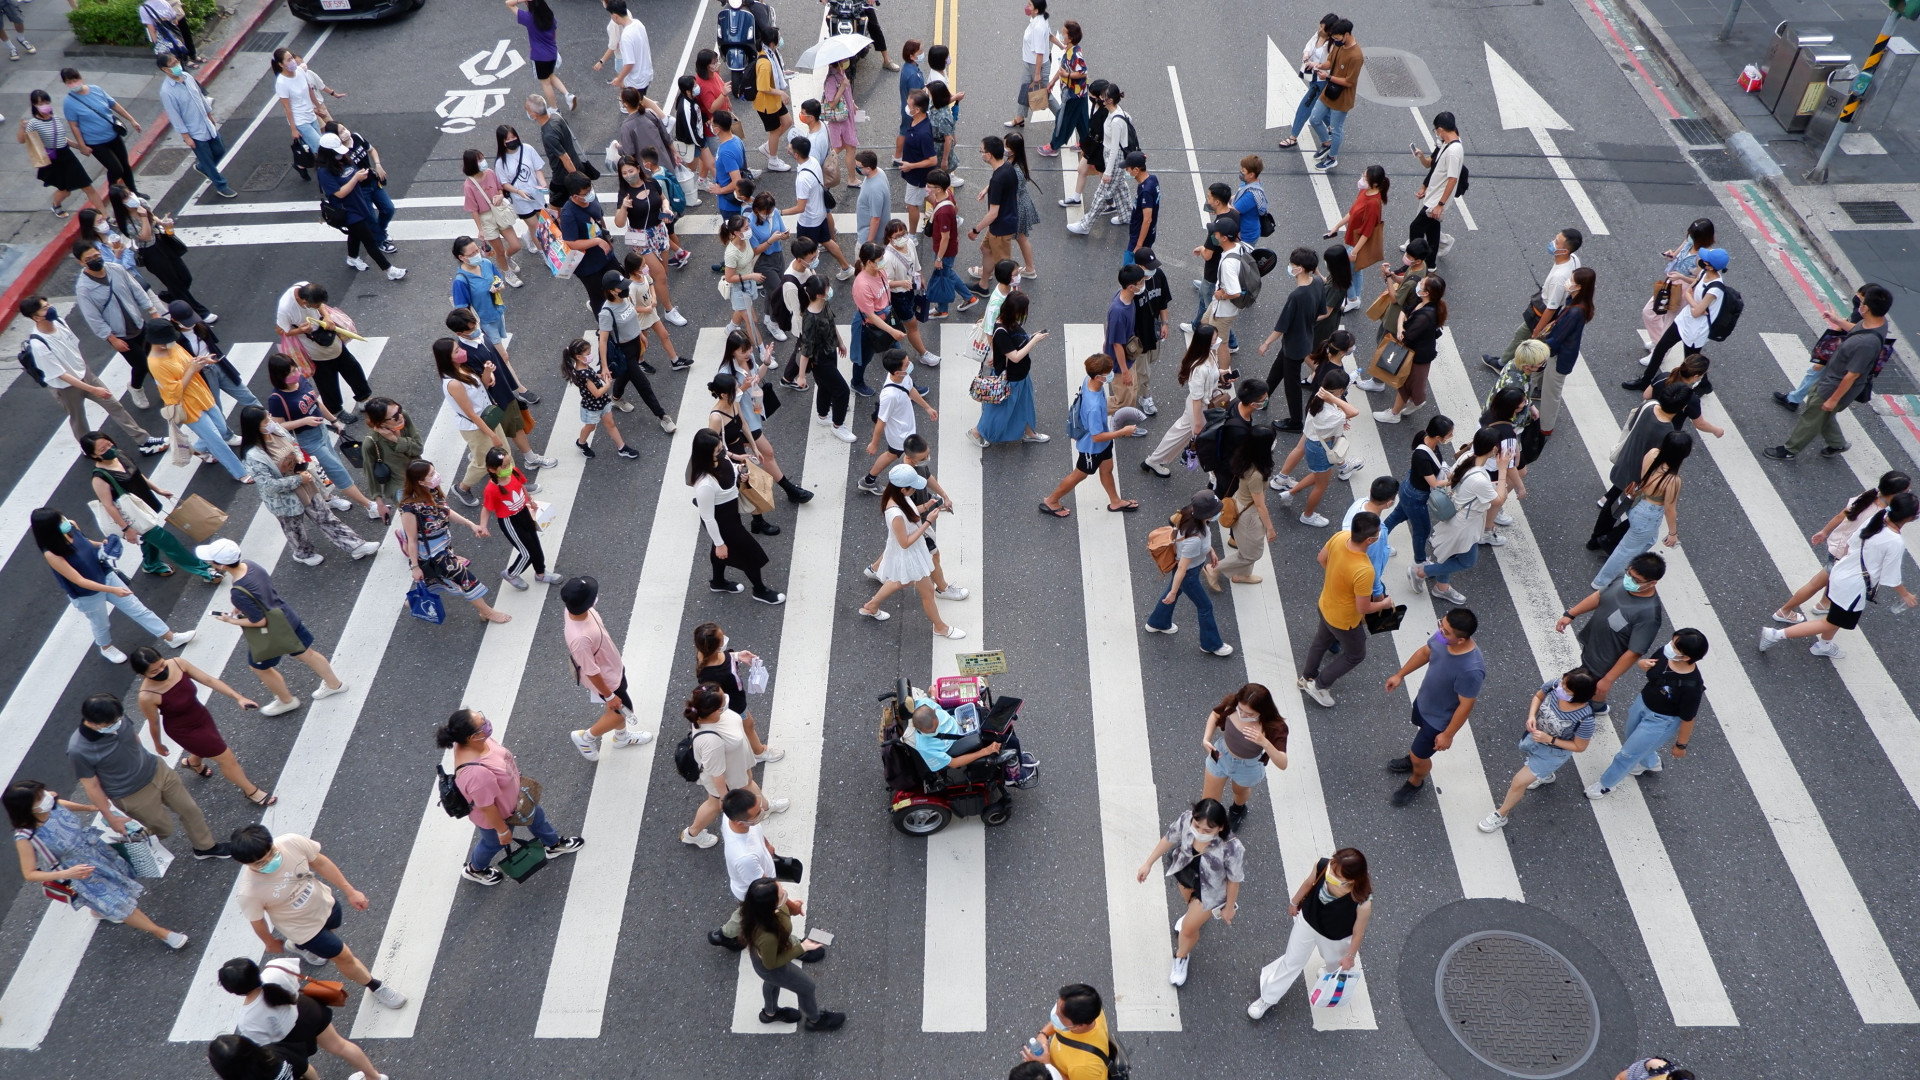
left=438, top=709, right=583, bottom=886
left=462, top=149, right=525, bottom=284
left=852, top=241, right=903, bottom=394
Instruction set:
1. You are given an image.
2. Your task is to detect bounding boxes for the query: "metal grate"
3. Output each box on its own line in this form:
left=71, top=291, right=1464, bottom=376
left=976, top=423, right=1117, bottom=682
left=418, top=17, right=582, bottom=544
left=1438, top=933, right=1599, bottom=1079
left=1839, top=200, right=1912, bottom=224
left=239, top=30, right=286, bottom=52
left=137, top=147, right=190, bottom=175
left=1367, top=54, right=1422, bottom=100
left=1689, top=147, right=1751, bottom=182
left=241, top=163, right=291, bottom=191
left=1669, top=117, right=1719, bottom=145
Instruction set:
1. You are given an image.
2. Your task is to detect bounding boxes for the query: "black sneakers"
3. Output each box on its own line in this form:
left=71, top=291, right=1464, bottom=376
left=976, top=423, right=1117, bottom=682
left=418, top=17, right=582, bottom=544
left=192, top=843, right=234, bottom=860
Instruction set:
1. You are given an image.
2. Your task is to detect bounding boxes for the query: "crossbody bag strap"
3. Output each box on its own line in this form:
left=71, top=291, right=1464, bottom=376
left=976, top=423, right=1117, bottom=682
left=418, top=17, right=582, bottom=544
left=1051, top=1033, right=1112, bottom=1064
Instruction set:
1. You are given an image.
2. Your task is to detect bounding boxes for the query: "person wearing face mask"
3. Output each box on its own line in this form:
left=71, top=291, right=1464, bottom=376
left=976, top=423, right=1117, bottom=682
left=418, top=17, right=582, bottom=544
left=20, top=88, right=108, bottom=217
left=21, top=295, right=163, bottom=451
left=230, top=824, right=407, bottom=1009
left=72, top=238, right=165, bottom=408
left=451, top=308, right=558, bottom=473
left=883, top=218, right=939, bottom=365
left=1775, top=282, right=1868, bottom=412
left=1592, top=432, right=1689, bottom=592
left=462, top=148, right=527, bottom=281
left=706, top=788, right=802, bottom=953
left=1478, top=666, right=1598, bottom=832
left=261, top=352, right=379, bottom=521
left=437, top=708, right=585, bottom=887
left=67, top=692, right=225, bottom=861
left=1198, top=684, right=1289, bottom=833
left=399, top=459, right=513, bottom=625
left=61, top=67, right=143, bottom=196
left=270, top=49, right=320, bottom=161
left=133, top=643, right=272, bottom=807
left=6, top=779, right=188, bottom=949
left=1405, top=427, right=1502, bottom=606
left=1136, top=797, right=1244, bottom=986
left=1482, top=227, right=1583, bottom=373
left=1626, top=248, right=1729, bottom=391
left=613, top=157, right=688, bottom=328
left=198, top=538, right=348, bottom=716
left=560, top=171, right=617, bottom=314
left=1770, top=470, right=1909, bottom=625
left=693, top=620, right=781, bottom=765
left=1371, top=273, right=1447, bottom=426
left=1589, top=629, right=1709, bottom=800
left=31, top=507, right=194, bottom=663
left=218, top=956, right=387, bottom=1080
left=558, top=574, right=650, bottom=758
left=1247, top=848, right=1372, bottom=1019
left=319, top=122, right=396, bottom=253
left=146, top=318, right=250, bottom=481
left=358, top=397, right=421, bottom=521
left=1145, top=491, right=1232, bottom=656
left=1556, top=553, right=1666, bottom=716
left=451, top=235, right=519, bottom=355
left=155, top=52, right=234, bottom=198
left=475, top=446, right=561, bottom=591
left=528, top=92, right=593, bottom=202
left=1760, top=492, right=1919, bottom=658
left=1325, top=166, right=1387, bottom=312
left=1019, top=984, right=1112, bottom=1077
left=317, top=135, right=405, bottom=281
left=1384, top=608, right=1484, bottom=808
left=85, top=431, right=222, bottom=580
left=494, top=123, right=550, bottom=225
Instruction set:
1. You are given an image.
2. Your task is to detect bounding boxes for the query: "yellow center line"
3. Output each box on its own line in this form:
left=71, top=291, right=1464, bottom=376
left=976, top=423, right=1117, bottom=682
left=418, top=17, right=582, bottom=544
left=949, top=0, right=960, bottom=86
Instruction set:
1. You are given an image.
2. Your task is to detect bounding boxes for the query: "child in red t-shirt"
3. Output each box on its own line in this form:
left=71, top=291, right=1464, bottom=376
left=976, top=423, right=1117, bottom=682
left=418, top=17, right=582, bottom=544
left=923, top=170, right=977, bottom=319
left=477, top=447, right=561, bottom=590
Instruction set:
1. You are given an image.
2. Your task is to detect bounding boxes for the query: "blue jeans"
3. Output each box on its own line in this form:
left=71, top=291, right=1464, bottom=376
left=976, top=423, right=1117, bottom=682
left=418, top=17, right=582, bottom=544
left=468, top=804, right=561, bottom=871
left=1345, top=246, right=1365, bottom=303
left=185, top=410, right=247, bottom=480
left=1422, top=543, right=1480, bottom=585
left=367, top=183, right=396, bottom=244
left=1290, top=80, right=1326, bottom=137
left=926, top=254, right=972, bottom=310
left=1385, top=479, right=1433, bottom=561
left=1307, top=100, right=1348, bottom=160
left=1592, top=499, right=1662, bottom=591
left=1145, top=567, right=1224, bottom=651
left=202, top=362, right=259, bottom=411
left=1785, top=364, right=1821, bottom=404
left=191, top=134, right=232, bottom=193
left=70, top=587, right=169, bottom=647
left=295, top=122, right=322, bottom=153
left=294, top=424, right=356, bottom=492
left=1598, top=698, right=1682, bottom=790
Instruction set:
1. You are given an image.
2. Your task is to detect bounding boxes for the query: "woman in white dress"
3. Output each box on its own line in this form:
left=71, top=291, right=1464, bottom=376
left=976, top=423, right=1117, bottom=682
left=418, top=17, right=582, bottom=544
left=856, top=463, right=965, bottom=639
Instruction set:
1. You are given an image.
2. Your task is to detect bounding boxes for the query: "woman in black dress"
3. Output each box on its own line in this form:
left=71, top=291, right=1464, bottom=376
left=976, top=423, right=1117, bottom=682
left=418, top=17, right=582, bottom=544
left=688, top=428, right=784, bottom=605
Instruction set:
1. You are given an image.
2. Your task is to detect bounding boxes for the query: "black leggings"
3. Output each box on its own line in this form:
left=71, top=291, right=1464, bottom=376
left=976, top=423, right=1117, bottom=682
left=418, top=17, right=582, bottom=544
left=500, top=507, right=548, bottom=576
left=811, top=353, right=849, bottom=426
left=609, top=338, right=668, bottom=417
left=1266, top=351, right=1306, bottom=425
left=1626, top=323, right=1688, bottom=390
left=91, top=135, right=139, bottom=196
left=860, top=7, right=887, bottom=53
left=345, top=222, right=391, bottom=270
left=312, top=347, right=372, bottom=414
left=137, top=243, right=209, bottom=318
left=119, top=329, right=151, bottom=389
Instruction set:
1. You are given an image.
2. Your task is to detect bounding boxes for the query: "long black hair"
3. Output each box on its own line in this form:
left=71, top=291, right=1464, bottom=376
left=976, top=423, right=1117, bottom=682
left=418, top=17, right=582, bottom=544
left=236, top=404, right=274, bottom=458
left=1321, top=244, right=1352, bottom=296
left=1847, top=470, right=1911, bottom=521
left=1003, top=131, right=1038, bottom=186
left=686, top=428, right=734, bottom=488
left=1230, top=424, right=1276, bottom=481
left=1305, top=366, right=1349, bottom=417
left=1450, top=426, right=1501, bottom=488
left=1639, top=430, right=1693, bottom=487
left=1412, top=413, right=1453, bottom=451
left=527, top=0, right=555, bottom=31
left=1858, top=491, right=1919, bottom=545
left=736, top=877, right=785, bottom=947
left=217, top=958, right=300, bottom=1007
left=29, top=507, right=74, bottom=557
left=2, top=780, right=47, bottom=832
left=1177, top=324, right=1217, bottom=385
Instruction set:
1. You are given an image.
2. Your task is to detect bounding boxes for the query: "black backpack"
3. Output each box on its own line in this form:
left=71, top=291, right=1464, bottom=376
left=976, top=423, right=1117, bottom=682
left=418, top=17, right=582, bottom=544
left=1703, top=280, right=1743, bottom=342
left=1118, top=116, right=1141, bottom=158
left=16, top=333, right=50, bottom=388
left=1191, top=406, right=1231, bottom=471
left=436, top=762, right=477, bottom=818
left=1423, top=140, right=1469, bottom=197
left=674, top=728, right=720, bottom=782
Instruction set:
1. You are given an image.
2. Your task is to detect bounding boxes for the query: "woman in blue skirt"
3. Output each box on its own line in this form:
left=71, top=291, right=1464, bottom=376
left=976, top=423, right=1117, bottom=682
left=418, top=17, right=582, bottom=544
left=969, top=290, right=1052, bottom=446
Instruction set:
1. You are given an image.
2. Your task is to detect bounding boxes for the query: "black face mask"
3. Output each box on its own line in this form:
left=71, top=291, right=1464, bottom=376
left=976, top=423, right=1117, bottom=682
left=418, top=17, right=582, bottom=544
left=96, top=447, right=118, bottom=461
left=503, top=140, right=521, bottom=152
left=84, top=257, right=106, bottom=272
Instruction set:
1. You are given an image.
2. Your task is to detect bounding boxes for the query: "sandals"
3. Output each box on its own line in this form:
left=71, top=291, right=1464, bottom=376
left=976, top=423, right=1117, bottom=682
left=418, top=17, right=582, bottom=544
left=1107, top=501, right=1140, bottom=512
left=1771, top=608, right=1807, bottom=625
left=245, top=787, right=278, bottom=807
left=1039, top=502, right=1070, bottom=518
left=184, top=758, right=212, bottom=778
left=1276, top=137, right=1299, bottom=149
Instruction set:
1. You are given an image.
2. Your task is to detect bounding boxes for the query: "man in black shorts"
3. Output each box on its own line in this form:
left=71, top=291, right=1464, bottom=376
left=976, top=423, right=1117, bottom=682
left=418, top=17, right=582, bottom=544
left=1384, top=607, right=1485, bottom=807
left=1041, top=354, right=1139, bottom=516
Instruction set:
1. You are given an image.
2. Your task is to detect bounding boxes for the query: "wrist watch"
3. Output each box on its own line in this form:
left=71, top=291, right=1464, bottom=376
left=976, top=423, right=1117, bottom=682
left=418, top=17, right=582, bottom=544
left=1673, top=741, right=1688, bottom=749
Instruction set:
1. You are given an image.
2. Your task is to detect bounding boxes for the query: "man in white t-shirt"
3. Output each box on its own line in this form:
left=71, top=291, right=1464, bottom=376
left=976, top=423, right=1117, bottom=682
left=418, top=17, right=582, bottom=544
left=1408, top=111, right=1462, bottom=268
left=1629, top=247, right=1727, bottom=390
left=1487, top=227, right=1583, bottom=370
left=708, top=788, right=809, bottom=951
left=783, top=136, right=855, bottom=278
left=858, top=350, right=935, bottom=493
left=609, top=1, right=653, bottom=96
left=1206, top=219, right=1251, bottom=367
left=1010, top=0, right=1053, bottom=127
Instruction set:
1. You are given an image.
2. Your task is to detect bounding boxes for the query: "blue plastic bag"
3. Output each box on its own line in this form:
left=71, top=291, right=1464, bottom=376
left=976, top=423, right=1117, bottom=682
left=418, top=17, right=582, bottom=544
left=406, top=582, right=446, bottom=625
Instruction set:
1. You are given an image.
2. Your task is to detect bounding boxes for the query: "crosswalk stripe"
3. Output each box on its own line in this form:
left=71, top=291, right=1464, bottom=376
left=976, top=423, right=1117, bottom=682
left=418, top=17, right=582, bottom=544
left=1755, top=333, right=1920, bottom=572
left=0, top=354, right=136, bottom=564
left=917, top=325, right=990, bottom=1032
left=348, top=382, right=589, bottom=1039
left=170, top=383, right=474, bottom=1042
left=532, top=332, right=725, bottom=1038
left=726, top=337, right=857, bottom=1033
left=1424, top=340, right=1738, bottom=1026
left=1061, top=325, right=1181, bottom=1032
left=1252, top=53, right=1342, bottom=227
left=0, top=343, right=272, bottom=803
left=1558, top=362, right=1920, bottom=1024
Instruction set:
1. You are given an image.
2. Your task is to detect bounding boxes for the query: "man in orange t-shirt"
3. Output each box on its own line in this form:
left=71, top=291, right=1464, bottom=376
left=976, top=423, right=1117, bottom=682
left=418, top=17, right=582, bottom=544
left=1300, top=513, right=1394, bottom=706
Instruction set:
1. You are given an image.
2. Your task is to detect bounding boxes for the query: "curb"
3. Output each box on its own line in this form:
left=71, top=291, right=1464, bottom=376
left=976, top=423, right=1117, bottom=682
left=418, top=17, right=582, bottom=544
left=0, top=0, right=284, bottom=339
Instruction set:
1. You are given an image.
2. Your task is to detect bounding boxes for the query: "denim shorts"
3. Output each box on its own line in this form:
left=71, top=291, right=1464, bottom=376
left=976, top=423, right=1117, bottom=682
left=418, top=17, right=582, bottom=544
left=1520, top=732, right=1576, bottom=780
left=293, top=897, right=346, bottom=959
left=1204, top=737, right=1268, bottom=787
left=1303, top=437, right=1332, bottom=474
left=248, top=610, right=315, bottom=670
left=579, top=404, right=606, bottom=424
left=478, top=318, right=508, bottom=346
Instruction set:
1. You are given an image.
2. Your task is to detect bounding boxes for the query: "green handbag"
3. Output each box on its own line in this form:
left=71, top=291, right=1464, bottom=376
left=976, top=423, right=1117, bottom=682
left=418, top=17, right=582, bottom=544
left=480, top=403, right=507, bottom=430
left=498, top=839, right=549, bottom=882
left=233, top=585, right=305, bottom=665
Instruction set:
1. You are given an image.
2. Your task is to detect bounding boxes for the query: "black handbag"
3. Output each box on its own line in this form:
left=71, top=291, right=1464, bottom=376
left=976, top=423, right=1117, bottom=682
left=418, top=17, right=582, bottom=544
left=336, top=435, right=364, bottom=469
left=773, top=855, right=803, bottom=883
left=760, top=382, right=782, bottom=420
left=1365, top=603, right=1407, bottom=635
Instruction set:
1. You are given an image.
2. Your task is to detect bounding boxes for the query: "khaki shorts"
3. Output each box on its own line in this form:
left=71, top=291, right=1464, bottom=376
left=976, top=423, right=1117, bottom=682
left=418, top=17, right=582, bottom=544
left=1202, top=309, right=1237, bottom=336
left=476, top=200, right=519, bottom=241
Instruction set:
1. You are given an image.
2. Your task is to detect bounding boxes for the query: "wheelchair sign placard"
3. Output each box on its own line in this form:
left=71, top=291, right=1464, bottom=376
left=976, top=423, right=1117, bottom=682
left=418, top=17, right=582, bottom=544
left=954, top=650, right=1006, bottom=675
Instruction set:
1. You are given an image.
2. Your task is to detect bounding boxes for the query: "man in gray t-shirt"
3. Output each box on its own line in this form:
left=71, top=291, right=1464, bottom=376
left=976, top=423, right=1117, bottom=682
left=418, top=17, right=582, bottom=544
left=1388, top=608, right=1487, bottom=807
left=1770, top=282, right=1893, bottom=460
left=1559, top=555, right=1665, bottom=714
left=67, top=693, right=227, bottom=857
left=854, top=150, right=892, bottom=248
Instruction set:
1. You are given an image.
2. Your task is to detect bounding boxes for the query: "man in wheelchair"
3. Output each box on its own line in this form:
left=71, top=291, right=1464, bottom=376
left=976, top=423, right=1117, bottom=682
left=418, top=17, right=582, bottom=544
left=909, top=695, right=1037, bottom=787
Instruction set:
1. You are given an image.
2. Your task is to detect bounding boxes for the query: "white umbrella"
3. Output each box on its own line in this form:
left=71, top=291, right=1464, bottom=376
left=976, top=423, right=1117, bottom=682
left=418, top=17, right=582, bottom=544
left=794, top=33, right=872, bottom=71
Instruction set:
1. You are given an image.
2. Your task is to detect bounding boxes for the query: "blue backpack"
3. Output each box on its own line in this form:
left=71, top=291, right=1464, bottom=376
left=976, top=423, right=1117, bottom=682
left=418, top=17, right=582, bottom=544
left=1065, top=390, right=1088, bottom=442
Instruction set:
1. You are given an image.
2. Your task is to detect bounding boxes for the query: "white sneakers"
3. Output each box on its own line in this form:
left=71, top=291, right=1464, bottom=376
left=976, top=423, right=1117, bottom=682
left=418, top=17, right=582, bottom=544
left=1431, top=584, right=1467, bottom=604
left=260, top=697, right=302, bottom=717
left=1478, top=531, right=1506, bottom=547
left=935, top=585, right=970, bottom=600
left=754, top=746, right=786, bottom=764
left=1247, top=998, right=1274, bottom=1019
left=351, top=540, right=380, bottom=560
left=386, top=266, right=407, bottom=281
left=1145, top=622, right=1178, bottom=635
left=369, top=983, right=408, bottom=1009
left=1756, top=626, right=1785, bottom=652
left=1372, top=408, right=1402, bottom=424
left=570, top=729, right=601, bottom=761
left=164, top=931, right=190, bottom=950
left=165, top=629, right=196, bottom=649
left=328, top=496, right=352, bottom=511
left=313, top=681, right=349, bottom=700
left=763, top=156, right=792, bottom=172
left=1809, top=638, right=1846, bottom=658
left=1066, top=219, right=1092, bottom=235
left=762, top=315, right=788, bottom=341
left=1495, top=510, right=1515, bottom=527
left=830, top=424, right=857, bottom=443
left=1298, top=676, right=1335, bottom=707
left=1527, top=773, right=1556, bottom=790
left=346, top=257, right=369, bottom=272
left=663, top=307, right=689, bottom=326
left=1477, top=811, right=1510, bottom=833
left=1298, top=512, right=1329, bottom=528
left=1169, top=955, right=1189, bottom=986
left=1354, top=376, right=1386, bottom=392
left=681, top=828, right=719, bottom=849
left=291, top=551, right=325, bottom=566
left=658, top=415, right=678, bottom=433
left=1584, top=782, right=1611, bottom=800
left=920, top=351, right=941, bottom=367
left=612, top=727, right=653, bottom=747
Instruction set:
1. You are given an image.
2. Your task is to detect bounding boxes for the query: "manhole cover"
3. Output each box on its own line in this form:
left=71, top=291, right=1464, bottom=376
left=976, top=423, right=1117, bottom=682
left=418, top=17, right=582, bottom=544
left=1356, top=48, right=1441, bottom=107
left=1668, top=117, right=1719, bottom=146
left=1369, top=55, right=1421, bottom=99
left=239, top=29, right=286, bottom=52
left=241, top=163, right=291, bottom=191
left=1436, top=932, right=1598, bottom=1079
left=138, top=147, right=190, bottom=175
left=1839, top=199, right=1912, bottom=224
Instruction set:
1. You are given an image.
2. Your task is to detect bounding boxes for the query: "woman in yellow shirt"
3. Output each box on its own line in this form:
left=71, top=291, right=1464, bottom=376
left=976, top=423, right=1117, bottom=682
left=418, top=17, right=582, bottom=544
left=144, top=319, right=247, bottom=480
left=752, top=36, right=794, bottom=173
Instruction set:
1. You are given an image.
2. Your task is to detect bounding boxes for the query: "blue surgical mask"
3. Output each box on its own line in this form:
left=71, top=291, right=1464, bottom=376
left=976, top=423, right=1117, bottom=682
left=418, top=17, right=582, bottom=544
left=253, top=851, right=284, bottom=875
left=1623, top=576, right=1647, bottom=593
left=59, top=520, right=74, bottom=535
left=96, top=719, right=122, bottom=735
left=169, top=65, right=185, bottom=77
left=1549, top=241, right=1560, bottom=257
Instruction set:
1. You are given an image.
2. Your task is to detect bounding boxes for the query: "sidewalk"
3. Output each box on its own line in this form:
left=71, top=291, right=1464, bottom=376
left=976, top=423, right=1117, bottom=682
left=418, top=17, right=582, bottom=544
left=0, top=0, right=278, bottom=306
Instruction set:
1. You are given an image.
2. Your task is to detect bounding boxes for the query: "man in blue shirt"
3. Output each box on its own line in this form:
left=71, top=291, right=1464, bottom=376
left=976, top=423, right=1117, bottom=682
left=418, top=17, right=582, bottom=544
left=1103, top=264, right=1152, bottom=426
left=710, top=110, right=748, bottom=215
left=1232, top=155, right=1267, bottom=246
left=1123, top=153, right=1158, bottom=266
left=909, top=698, right=1001, bottom=774
left=156, top=54, right=234, bottom=198
left=898, top=89, right=939, bottom=234
left=1041, top=354, right=1139, bottom=516
left=558, top=175, right=616, bottom=313
left=61, top=67, right=142, bottom=196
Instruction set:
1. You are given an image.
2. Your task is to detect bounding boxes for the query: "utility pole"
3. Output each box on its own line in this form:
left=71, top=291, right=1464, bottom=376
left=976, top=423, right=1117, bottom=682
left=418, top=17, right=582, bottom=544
left=1809, top=3, right=1917, bottom=181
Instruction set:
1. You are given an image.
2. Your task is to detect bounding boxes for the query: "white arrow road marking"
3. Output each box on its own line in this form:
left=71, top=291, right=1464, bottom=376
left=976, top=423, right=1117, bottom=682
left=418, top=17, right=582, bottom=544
left=1485, top=42, right=1608, bottom=236
left=1264, top=39, right=1340, bottom=226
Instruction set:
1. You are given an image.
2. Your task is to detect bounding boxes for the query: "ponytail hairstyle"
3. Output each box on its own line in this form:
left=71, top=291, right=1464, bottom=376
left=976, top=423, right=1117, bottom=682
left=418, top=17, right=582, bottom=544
left=692, top=622, right=726, bottom=667
left=1363, top=163, right=1390, bottom=204
left=217, top=958, right=300, bottom=1007
left=1859, top=491, right=1919, bottom=546
left=433, top=708, right=485, bottom=749
left=1306, top=366, right=1349, bottom=416
left=129, top=645, right=166, bottom=679
left=685, top=683, right=727, bottom=724
left=560, top=337, right=594, bottom=381
left=1327, top=847, right=1373, bottom=902
left=1177, top=324, right=1219, bottom=385
left=1450, top=426, right=1501, bottom=488
left=1309, top=329, right=1354, bottom=371
left=1413, top=413, right=1454, bottom=452
left=1847, top=470, right=1911, bottom=521
left=1212, top=683, right=1289, bottom=749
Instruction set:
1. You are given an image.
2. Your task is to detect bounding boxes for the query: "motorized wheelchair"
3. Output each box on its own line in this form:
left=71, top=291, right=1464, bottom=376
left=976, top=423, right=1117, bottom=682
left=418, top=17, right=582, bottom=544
left=879, top=675, right=1035, bottom=836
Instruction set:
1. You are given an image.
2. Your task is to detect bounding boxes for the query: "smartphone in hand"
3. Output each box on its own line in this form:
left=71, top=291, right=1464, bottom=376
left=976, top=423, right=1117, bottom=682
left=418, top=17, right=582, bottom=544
left=806, top=928, right=834, bottom=946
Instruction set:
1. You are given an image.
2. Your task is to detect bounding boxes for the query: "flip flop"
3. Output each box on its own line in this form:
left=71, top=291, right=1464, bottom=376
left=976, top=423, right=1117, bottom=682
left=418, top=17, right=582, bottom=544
left=1039, top=502, right=1070, bottom=518
left=1107, top=501, right=1141, bottom=512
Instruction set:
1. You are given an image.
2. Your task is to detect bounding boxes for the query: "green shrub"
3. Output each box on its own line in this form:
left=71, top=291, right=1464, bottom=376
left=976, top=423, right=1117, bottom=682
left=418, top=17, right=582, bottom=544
left=68, top=0, right=219, bottom=49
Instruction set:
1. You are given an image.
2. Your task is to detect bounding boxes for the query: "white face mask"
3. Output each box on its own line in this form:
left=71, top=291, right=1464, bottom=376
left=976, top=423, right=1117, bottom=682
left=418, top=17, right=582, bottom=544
left=1358, top=177, right=1368, bottom=192
left=1663, top=641, right=1682, bottom=662
left=719, top=635, right=730, bottom=653
left=36, top=791, right=56, bottom=814
left=891, top=237, right=909, bottom=249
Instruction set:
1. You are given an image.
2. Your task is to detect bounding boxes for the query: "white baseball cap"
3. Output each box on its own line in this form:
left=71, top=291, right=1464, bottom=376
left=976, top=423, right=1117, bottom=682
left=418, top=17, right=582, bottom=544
left=317, top=132, right=346, bottom=153
left=194, top=538, right=243, bottom=566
